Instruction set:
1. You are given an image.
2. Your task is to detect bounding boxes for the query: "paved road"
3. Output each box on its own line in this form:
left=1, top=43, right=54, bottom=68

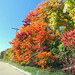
left=0, top=61, right=29, bottom=75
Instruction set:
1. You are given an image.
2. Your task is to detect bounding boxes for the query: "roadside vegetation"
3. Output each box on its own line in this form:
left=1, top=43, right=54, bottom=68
left=0, top=59, right=69, bottom=75
left=0, top=0, right=75, bottom=75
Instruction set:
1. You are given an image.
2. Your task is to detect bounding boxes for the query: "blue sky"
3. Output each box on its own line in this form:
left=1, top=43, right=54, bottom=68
left=0, top=0, right=45, bottom=52
left=0, top=0, right=65, bottom=52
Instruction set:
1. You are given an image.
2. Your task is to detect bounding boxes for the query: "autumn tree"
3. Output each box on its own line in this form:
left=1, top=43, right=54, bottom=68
left=8, top=0, right=75, bottom=70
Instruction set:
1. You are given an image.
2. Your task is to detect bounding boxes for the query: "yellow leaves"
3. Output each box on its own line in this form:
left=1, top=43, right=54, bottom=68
left=33, top=37, right=36, bottom=40
left=52, top=3, right=60, bottom=7
left=39, top=1, right=49, bottom=9
left=55, top=33, right=58, bottom=36
left=11, top=53, right=14, bottom=56
left=73, top=17, right=75, bottom=21
left=47, top=15, right=50, bottom=18
left=44, top=13, right=47, bottom=18
left=49, top=0, right=55, bottom=3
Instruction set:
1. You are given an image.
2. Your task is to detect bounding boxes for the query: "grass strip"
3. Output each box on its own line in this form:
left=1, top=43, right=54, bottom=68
left=0, top=59, right=71, bottom=75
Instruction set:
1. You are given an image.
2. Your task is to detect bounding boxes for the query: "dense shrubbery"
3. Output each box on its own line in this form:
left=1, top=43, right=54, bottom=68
left=4, top=0, right=75, bottom=74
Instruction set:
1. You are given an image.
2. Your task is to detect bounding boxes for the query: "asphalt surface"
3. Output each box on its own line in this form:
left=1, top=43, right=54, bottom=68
left=0, top=61, right=29, bottom=75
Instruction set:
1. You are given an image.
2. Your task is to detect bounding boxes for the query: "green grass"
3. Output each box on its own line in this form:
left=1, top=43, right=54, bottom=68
left=0, top=59, right=72, bottom=75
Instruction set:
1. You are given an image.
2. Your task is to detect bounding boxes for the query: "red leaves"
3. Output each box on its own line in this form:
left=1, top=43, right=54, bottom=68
left=36, top=35, right=44, bottom=41
left=47, top=30, right=51, bottom=35
left=60, top=29, right=75, bottom=51
left=72, top=69, right=75, bottom=75
left=39, top=30, right=47, bottom=36
left=40, top=46, right=48, bottom=52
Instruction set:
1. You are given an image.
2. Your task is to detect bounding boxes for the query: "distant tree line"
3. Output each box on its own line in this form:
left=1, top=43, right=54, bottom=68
left=0, top=48, right=10, bottom=59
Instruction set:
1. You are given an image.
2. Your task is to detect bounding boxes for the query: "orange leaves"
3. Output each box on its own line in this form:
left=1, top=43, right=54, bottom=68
left=37, top=51, right=52, bottom=58
left=24, top=56, right=31, bottom=63
left=39, top=30, right=46, bottom=36
left=38, top=52, right=46, bottom=58
left=47, top=51, right=52, bottom=56
left=11, top=53, right=14, bottom=56
left=48, top=35, right=56, bottom=40
left=25, top=51, right=32, bottom=55
left=8, top=0, right=60, bottom=69
left=64, top=19, right=67, bottom=22
left=46, top=67, right=50, bottom=70
left=18, top=55, right=24, bottom=61
left=47, top=30, right=51, bottom=35
left=14, top=42, right=20, bottom=47
left=36, top=35, right=44, bottom=41
left=35, top=30, right=53, bottom=44
left=53, top=55, right=58, bottom=59
left=23, top=10, right=39, bottom=23
left=15, top=50, right=21, bottom=55
left=9, top=49, right=13, bottom=52
left=52, top=3, right=60, bottom=7
left=38, top=59, right=46, bottom=69
left=38, top=60, right=45, bottom=65
left=39, top=1, right=49, bottom=9
left=37, top=51, right=58, bottom=69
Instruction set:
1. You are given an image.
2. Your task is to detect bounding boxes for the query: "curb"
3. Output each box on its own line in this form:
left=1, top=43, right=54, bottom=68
left=5, top=62, right=31, bottom=75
